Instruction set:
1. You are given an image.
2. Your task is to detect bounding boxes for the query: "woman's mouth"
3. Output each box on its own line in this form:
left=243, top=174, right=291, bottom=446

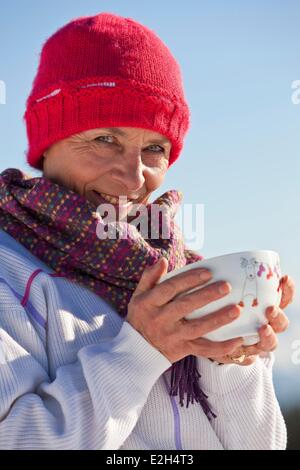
left=92, top=191, right=135, bottom=205
left=90, top=191, right=150, bottom=221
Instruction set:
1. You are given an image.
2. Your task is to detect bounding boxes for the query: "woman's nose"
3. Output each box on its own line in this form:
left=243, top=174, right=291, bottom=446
left=110, top=152, right=145, bottom=191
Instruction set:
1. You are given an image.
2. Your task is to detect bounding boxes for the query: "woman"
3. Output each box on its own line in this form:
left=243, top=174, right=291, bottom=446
left=0, top=12, right=295, bottom=450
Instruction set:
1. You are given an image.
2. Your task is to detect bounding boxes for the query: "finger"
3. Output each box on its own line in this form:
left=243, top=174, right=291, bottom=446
left=265, top=306, right=290, bottom=333
left=279, top=275, right=296, bottom=309
left=191, top=336, right=244, bottom=358
left=132, top=257, right=169, bottom=298
left=256, top=324, right=278, bottom=352
left=163, top=280, right=232, bottom=321
left=180, top=304, right=241, bottom=340
left=237, top=344, right=260, bottom=356
left=143, top=265, right=213, bottom=307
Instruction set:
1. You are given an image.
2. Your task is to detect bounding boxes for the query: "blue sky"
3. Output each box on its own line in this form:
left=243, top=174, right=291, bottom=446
left=0, top=1, right=299, bottom=407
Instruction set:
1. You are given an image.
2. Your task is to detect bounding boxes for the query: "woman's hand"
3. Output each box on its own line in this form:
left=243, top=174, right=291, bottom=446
left=126, top=258, right=244, bottom=364
left=209, top=275, right=296, bottom=365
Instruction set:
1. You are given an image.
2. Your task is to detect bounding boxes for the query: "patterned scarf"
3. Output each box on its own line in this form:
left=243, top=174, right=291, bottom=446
left=0, top=167, right=216, bottom=420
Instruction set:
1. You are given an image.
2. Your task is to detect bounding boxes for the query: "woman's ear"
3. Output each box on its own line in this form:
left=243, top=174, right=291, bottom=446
left=42, top=148, right=50, bottom=171
left=41, top=151, right=48, bottom=173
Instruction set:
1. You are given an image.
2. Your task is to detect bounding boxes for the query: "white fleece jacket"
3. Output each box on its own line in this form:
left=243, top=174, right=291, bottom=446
left=0, top=228, right=286, bottom=450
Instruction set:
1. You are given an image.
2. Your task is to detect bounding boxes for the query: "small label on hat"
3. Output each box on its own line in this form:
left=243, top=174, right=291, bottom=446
left=36, top=88, right=61, bottom=103
left=35, top=82, right=116, bottom=104
left=81, top=82, right=116, bottom=88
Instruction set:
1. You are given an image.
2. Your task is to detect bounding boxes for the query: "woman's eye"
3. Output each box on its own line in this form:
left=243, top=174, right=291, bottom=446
left=94, top=135, right=114, bottom=143
left=146, top=145, right=165, bottom=154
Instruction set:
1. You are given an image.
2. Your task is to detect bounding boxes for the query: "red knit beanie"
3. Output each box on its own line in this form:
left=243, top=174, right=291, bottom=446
left=23, top=12, right=191, bottom=170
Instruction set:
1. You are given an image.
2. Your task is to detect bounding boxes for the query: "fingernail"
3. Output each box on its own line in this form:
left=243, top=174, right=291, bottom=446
left=265, top=325, right=272, bottom=336
left=270, top=307, right=279, bottom=319
left=219, top=282, right=231, bottom=295
left=200, top=270, right=212, bottom=281
left=229, top=306, right=240, bottom=318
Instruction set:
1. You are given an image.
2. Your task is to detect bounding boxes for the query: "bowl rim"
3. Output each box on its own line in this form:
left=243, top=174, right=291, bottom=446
left=158, top=250, right=281, bottom=282
left=198, top=249, right=280, bottom=263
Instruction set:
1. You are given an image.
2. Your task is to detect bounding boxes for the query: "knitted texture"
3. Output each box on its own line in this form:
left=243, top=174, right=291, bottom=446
left=0, top=167, right=216, bottom=419
left=23, top=12, right=191, bottom=170
left=0, top=227, right=287, bottom=449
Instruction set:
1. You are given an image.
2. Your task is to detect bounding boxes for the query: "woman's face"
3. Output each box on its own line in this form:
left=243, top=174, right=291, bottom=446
left=43, top=126, right=171, bottom=218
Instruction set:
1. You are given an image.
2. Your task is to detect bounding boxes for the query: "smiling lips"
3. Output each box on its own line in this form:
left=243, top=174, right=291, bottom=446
left=93, top=191, right=136, bottom=205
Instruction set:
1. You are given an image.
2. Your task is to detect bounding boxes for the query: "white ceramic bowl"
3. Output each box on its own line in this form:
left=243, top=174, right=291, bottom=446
left=159, top=250, right=282, bottom=345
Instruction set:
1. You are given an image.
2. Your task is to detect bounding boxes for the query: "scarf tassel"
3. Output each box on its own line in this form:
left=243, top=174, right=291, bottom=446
left=169, top=356, right=217, bottom=421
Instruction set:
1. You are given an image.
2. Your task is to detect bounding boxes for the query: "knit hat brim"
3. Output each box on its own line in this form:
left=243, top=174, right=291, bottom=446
left=24, top=77, right=190, bottom=170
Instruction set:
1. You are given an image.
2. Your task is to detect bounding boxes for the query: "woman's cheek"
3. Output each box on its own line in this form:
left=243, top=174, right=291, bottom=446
left=145, top=163, right=168, bottom=189
left=76, top=151, right=111, bottom=172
